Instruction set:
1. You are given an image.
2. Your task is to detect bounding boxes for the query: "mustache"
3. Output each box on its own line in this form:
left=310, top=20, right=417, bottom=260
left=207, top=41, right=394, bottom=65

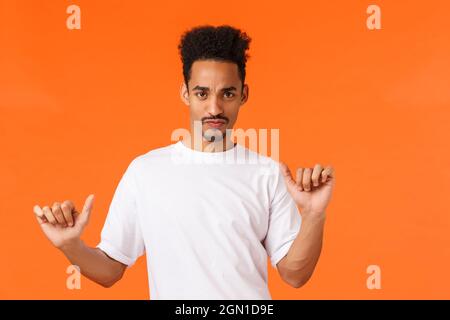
left=201, top=115, right=229, bottom=123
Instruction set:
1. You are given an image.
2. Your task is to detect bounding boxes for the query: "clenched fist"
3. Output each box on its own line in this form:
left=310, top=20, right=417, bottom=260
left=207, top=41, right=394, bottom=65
left=280, top=162, right=335, bottom=217
left=33, top=194, right=95, bottom=249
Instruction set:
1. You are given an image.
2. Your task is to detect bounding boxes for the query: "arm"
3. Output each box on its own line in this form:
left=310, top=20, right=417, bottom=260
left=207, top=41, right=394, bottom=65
left=278, top=162, right=335, bottom=288
left=277, top=213, right=325, bottom=288
left=34, top=194, right=127, bottom=288
left=59, top=239, right=127, bottom=288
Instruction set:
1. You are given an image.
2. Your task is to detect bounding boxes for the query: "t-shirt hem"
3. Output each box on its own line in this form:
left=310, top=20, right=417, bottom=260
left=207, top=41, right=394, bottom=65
left=269, top=237, right=296, bottom=269
left=96, top=240, right=136, bottom=268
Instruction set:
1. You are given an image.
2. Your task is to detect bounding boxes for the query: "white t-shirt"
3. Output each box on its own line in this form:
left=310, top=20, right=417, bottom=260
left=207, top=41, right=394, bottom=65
left=97, top=141, right=302, bottom=299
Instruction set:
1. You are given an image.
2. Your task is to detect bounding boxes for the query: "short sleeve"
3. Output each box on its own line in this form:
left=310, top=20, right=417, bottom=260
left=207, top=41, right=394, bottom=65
left=263, top=163, right=302, bottom=269
left=96, top=159, right=145, bottom=267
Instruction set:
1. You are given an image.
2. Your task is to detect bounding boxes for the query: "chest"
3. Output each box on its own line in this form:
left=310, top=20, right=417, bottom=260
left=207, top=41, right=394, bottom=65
left=135, top=164, right=271, bottom=242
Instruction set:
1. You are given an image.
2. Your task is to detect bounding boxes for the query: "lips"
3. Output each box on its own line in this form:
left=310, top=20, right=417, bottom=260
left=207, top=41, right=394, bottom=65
left=204, top=120, right=226, bottom=128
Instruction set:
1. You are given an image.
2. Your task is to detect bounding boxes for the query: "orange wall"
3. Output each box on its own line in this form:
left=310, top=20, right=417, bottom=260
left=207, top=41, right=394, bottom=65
left=1, top=0, right=449, bottom=299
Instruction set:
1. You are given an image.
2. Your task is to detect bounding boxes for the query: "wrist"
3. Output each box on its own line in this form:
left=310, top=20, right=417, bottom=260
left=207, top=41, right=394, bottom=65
left=58, top=238, right=84, bottom=253
left=301, top=210, right=327, bottom=223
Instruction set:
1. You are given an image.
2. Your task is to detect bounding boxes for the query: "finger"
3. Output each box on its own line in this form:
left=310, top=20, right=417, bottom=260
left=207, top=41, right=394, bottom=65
left=73, top=210, right=80, bottom=220
left=61, top=200, right=74, bottom=227
left=279, top=162, right=296, bottom=190
left=52, top=202, right=67, bottom=226
left=311, top=164, right=323, bottom=187
left=295, top=168, right=304, bottom=191
left=302, top=168, right=312, bottom=191
left=33, top=205, right=48, bottom=224
left=42, top=206, right=57, bottom=225
left=321, top=166, right=334, bottom=183
left=79, top=194, right=95, bottom=225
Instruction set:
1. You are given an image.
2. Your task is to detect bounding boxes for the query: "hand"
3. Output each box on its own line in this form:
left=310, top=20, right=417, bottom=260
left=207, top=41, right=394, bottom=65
left=33, top=194, right=95, bottom=249
left=280, top=163, right=335, bottom=218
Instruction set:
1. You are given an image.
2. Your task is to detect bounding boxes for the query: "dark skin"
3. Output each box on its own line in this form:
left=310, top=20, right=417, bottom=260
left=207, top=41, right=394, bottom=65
left=34, top=58, right=334, bottom=290
left=180, top=59, right=249, bottom=152
left=183, top=59, right=335, bottom=288
left=32, top=59, right=251, bottom=289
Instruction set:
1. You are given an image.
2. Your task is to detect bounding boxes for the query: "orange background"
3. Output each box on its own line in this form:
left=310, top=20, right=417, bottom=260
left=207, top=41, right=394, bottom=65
left=1, top=0, right=449, bottom=299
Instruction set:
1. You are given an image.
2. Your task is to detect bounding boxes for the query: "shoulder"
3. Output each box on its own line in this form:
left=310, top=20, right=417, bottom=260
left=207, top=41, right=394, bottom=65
left=127, top=142, right=177, bottom=172
left=236, top=144, right=282, bottom=177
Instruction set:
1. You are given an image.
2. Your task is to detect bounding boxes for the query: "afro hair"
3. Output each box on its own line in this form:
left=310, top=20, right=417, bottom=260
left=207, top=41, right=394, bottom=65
left=178, top=25, right=252, bottom=90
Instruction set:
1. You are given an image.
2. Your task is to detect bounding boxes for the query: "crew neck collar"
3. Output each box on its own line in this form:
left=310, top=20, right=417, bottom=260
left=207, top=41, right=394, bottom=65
left=175, top=140, right=240, bottom=157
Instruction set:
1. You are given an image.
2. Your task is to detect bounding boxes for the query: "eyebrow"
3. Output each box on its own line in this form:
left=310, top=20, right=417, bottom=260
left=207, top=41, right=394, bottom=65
left=192, top=86, right=237, bottom=92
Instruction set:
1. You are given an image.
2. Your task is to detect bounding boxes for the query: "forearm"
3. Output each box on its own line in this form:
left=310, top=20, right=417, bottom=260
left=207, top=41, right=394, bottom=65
left=282, top=212, right=326, bottom=287
left=59, top=239, right=125, bottom=288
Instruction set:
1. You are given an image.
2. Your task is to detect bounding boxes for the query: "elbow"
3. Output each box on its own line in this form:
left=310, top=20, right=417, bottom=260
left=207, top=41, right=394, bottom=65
left=290, top=276, right=311, bottom=288
left=283, top=273, right=313, bottom=289
left=97, top=270, right=125, bottom=288
left=99, top=280, right=116, bottom=288
left=98, top=277, right=120, bottom=288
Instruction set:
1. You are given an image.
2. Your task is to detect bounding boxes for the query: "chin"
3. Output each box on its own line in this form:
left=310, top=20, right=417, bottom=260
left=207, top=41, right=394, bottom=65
left=203, top=130, right=226, bottom=142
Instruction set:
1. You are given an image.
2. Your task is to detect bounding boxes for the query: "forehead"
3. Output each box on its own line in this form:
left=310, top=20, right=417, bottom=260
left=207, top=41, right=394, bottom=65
left=189, top=60, right=241, bottom=88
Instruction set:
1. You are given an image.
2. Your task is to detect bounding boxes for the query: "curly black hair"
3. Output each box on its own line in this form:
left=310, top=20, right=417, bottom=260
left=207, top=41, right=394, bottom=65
left=178, top=25, right=252, bottom=91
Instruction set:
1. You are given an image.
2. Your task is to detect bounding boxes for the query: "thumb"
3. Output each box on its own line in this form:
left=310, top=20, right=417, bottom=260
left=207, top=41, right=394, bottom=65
left=279, top=162, right=296, bottom=193
left=77, top=194, right=95, bottom=226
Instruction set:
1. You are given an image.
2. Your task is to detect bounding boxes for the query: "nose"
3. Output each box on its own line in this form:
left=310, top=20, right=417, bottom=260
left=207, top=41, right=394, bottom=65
left=205, top=96, right=224, bottom=117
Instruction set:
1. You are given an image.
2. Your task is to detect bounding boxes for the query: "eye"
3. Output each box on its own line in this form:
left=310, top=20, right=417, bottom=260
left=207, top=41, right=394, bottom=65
left=224, top=91, right=235, bottom=99
left=195, top=91, right=207, bottom=99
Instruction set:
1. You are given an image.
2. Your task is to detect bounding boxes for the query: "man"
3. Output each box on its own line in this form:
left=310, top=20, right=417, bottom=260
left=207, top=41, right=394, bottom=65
left=33, top=25, right=335, bottom=299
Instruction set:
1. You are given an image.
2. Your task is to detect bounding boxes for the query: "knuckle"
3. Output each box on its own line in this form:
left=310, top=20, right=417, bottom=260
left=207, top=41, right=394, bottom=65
left=62, top=200, right=73, bottom=208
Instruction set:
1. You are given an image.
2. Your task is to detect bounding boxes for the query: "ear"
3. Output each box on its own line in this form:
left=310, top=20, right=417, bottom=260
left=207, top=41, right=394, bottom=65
left=180, top=82, right=190, bottom=106
left=240, top=83, right=249, bottom=106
